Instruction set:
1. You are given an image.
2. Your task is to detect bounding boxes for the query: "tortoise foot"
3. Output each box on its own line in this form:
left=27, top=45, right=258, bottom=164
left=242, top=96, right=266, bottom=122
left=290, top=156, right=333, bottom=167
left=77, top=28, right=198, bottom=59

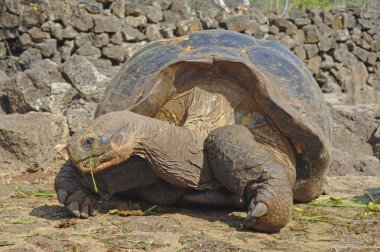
left=54, top=160, right=99, bottom=218
left=243, top=176, right=293, bottom=233
left=206, top=125, right=296, bottom=232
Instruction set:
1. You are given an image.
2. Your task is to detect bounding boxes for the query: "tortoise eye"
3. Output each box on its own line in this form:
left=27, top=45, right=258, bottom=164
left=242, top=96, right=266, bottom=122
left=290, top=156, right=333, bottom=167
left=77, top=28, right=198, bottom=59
left=83, top=138, right=94, bottom=150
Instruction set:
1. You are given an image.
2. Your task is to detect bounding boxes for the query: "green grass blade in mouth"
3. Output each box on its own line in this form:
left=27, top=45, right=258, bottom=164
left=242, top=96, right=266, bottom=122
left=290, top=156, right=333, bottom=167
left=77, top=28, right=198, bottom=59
left=89, top=157, right=98, bottom=193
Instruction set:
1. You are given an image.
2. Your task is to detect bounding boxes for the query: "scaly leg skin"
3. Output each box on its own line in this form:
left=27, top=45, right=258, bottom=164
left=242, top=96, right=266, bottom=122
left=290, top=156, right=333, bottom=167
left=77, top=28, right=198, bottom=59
left=206, top=125, right=296, bottom=233
left=55, top=157, right=158, bottom=218
left=54, top=160, right=100, bottom=218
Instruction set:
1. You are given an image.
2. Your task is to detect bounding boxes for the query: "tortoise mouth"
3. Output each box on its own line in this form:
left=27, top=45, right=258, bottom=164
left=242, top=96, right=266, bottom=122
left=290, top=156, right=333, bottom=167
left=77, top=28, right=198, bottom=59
left=74, top=151, right=119, bottom=174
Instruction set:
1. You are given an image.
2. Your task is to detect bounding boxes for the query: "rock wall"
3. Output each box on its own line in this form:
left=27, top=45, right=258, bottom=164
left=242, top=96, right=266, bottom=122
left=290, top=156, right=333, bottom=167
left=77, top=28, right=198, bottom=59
left=0, top=0, right=379, bottom=175
left=1, top=0, right=380, bottom=104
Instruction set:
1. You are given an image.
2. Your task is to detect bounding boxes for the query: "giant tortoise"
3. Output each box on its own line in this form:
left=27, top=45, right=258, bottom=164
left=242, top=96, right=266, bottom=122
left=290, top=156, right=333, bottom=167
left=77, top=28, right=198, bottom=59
left=55, top=30, right=331, bottom=232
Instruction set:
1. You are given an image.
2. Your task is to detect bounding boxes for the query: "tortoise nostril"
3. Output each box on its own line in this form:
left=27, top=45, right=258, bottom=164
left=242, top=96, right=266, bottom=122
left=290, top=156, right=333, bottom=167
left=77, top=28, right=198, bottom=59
left=84, top=160, right=90, bottom=168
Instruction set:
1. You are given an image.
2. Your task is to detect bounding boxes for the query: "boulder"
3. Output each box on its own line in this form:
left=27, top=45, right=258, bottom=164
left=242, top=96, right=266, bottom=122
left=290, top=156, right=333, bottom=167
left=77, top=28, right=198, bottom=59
left=64, top=99, right=97, bottom=134
left=329, top=105, right=380, bottom=176
left=102, top=44, right=125, bottom=63
left=62, top=55, right=109, bottom=102
left=4, top=60, right=68, bottom=113
left=176, top=18, right=202, bottom=36
left=0, top=112, right=69, bottom=175
left=94, top=15, right=122, bottom=33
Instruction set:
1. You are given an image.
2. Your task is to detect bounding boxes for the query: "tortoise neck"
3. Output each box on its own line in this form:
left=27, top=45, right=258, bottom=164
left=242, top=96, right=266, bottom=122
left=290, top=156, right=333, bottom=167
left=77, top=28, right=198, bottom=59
left=127, top=115, right=216, bottom=190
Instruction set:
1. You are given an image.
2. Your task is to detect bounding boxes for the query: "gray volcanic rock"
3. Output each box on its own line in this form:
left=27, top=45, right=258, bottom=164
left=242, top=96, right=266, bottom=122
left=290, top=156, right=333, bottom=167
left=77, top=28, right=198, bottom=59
left=62, top=55, right=109, bottom=102
left=4, top=60, right=66, bottom=113
left=0, top=112, right=69, bottom=174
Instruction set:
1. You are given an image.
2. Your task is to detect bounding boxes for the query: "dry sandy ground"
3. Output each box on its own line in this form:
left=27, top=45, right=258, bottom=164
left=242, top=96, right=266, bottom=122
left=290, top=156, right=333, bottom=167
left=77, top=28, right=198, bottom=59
left=0, top=172, right=379, bottom=252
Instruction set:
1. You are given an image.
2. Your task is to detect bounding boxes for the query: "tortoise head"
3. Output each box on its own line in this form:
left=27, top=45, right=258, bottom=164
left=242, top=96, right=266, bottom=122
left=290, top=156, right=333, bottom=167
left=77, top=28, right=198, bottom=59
left=67, top=111, right=139, bottom=174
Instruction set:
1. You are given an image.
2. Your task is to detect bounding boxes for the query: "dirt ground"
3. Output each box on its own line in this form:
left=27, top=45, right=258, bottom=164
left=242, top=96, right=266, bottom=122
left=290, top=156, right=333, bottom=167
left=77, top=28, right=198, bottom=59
left=0, top=172, right=379, bottom=252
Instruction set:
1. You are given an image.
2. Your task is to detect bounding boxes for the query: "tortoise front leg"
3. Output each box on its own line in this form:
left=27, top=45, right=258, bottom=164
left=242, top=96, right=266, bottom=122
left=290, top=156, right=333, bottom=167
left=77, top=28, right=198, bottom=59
left=205, top=125, right=296, bottom=233
left=55, top=157, right=158, bottom=218
left=54, top=160, right=100, bottom=218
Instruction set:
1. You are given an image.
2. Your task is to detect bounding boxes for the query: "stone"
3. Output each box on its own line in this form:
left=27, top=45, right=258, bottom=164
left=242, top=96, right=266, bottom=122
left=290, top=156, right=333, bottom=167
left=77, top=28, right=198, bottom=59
left=102, top=44, right=125, bottom=63
left=146, top=24, right=162, bottom=41
left=303, top=25, right=320, bottom=44
left=333, top=43, right=348, bottom=63
left=344, top=61, right=380, bottom=104
left=306, top=8, right=322, bottom=26
left=293, top=45, right=306, bottom=61
left=161, top=22, right=176, bottom=39
left=121, top=24, right=146, bottom=42
left=321, top=11, right=333, bottom=26
left=280, top=35, right=297, bottom=50
left=125, top=16, right=147, bottom=28
left=342, top=12, right=355, bottom=29
left=171, top=0, right=191, bottom=17
left=0, top=12, right=19, bottom=28
left=353, top=46, right=369, bottom=63
left=5, top=0, right=22, bottom=15
left=38, top=82, right=78, bottom=114
left=21, top=6, right=45, bottom=27
left=71, top=10, right=94, bottom=32
left=362, top=32, right=373, bottom=45
left=245, top=23, right=268, bottom=39
left=92, top=33, right=109, bottom=48
left=27, top=27, right=49, bottom=43
left=94, top=15, right=122, bottom=33
left=269, top=25, right=279, bottom=35
left=292, top=18, right=310, bottom=27
left=76, top=42, right=101, bottom=58
left=318, top=71, right=341, bottom=93
left=367, top=72, right=380, bottom=90
left=62, top=55, right=109, bottom=102
left=110, top=0, right=126, bottom=18
left=18, top=48, right=43, bottom=69
left=356, top=39, right=371, bottom=51
left=318, top=34, right=332, bottom=52
left=122, top=41, right=147, bottom=59
left=147, top=5, right=163, bottom=23
left=60, top=40, right=75, bottom=63
left=358, top=18, right=371, bottom=31
left=46, top=21, right=63, bottom=40
left=293, top=29, right=305, bottom=45
left=307, top=55, right=322, bottom=75
left=110, top=32, right=123, bottom=45
left=371, top=40, right=380, bottom=52
left=17, top=33, right=33, bottom=48
left=0, top=112, right=69, bottom=175
left=331, top=66, right=349, bottom=85
left=62, top=26, right=78, bottom=39
left=223, top=14, right=250, bottom=32
left=4, top=60, right=66, bottom=113
left=321, top=54, right=334, bottom=70
left=176, top=18, right=202, bottom=36
left=85, top=2, right=103, bottom=14
left=125, top=2, right=148, bottom=17
left=350, top=27, right=361, bottom=42
left=0, top=42, right=6, bottom=59
left=329, top=105, right=380, bottom=176
left=273, top=18, right=294, bottom=32
left=35, top=39, right=57, bottom=58
left=332, top=29, right=350, bottom=42
left=332, top=13, right=343, bottom=30
left=367, top=53, right=378, bottom=66
left=304, top=44, right=319, bottom=59
left=64, top=99, right=98, bottom=134
left=75, top=33, right=91, bottom=47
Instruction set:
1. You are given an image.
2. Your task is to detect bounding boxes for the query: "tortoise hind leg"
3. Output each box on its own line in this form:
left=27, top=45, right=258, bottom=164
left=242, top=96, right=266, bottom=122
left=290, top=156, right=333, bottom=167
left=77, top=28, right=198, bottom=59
left=205, top=125, right=296, bottom=233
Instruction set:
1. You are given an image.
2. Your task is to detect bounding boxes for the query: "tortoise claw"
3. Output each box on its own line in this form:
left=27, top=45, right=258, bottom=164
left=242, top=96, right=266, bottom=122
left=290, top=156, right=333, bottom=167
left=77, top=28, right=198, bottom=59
left=248, top=202, right=268, bottom=218
left=55, top=160, right=100, bottom=219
